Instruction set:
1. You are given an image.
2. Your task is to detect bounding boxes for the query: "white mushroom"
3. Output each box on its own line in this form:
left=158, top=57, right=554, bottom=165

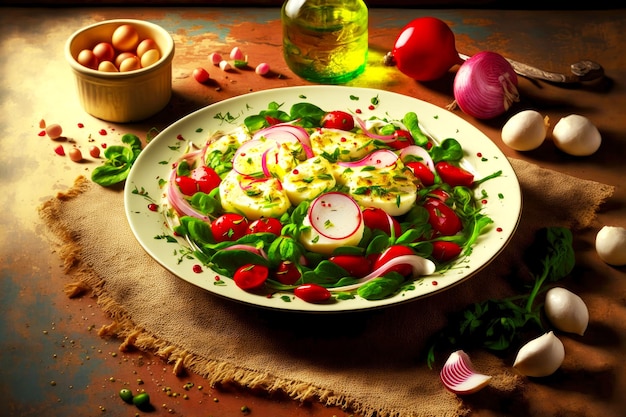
left=513, top=331, right=564, bottom=377
left=595, top=225, right=626, bottom=266
left=501, top=109, right=548, bottom=151
left=551, top=114, right=601, bottom=156
left=544, top=287, right=589, bottom=335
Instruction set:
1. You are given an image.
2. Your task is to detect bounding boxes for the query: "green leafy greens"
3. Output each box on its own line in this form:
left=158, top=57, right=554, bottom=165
left=426, top=226, right=575, bottom=368
left=91, top=134, right=142, bottom=187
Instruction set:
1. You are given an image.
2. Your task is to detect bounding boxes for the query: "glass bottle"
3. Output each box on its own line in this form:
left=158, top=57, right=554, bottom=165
left=281, top=0, right=368, bottom=84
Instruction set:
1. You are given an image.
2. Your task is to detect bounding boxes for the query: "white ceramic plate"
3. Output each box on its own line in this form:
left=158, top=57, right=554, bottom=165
left=125, top=86, right=522, bottom=313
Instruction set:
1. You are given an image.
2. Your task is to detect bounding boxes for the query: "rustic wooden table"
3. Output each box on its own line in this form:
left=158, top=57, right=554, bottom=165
left=1, top=6, right=625, bottom=417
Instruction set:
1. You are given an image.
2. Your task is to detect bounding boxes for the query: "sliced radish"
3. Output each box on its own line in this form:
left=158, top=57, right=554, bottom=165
left=440, top=350, right=492, bottom=395
left=337, top=149, right=399, bottom=169
left=309, top=192, right=363, bottom=240
left=399, top=145, right=435, bottom=172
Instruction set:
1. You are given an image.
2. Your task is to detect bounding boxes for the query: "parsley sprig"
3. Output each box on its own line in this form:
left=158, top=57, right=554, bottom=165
left=426, top=226, right=575, bottom=368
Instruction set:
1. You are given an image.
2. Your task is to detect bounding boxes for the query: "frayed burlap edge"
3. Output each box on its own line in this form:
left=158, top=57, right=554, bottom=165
left=38, top=175, right=455, bottom=417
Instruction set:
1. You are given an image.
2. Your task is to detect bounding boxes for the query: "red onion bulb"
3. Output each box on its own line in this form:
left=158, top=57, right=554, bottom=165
left=452, top=51, right=520, bottom=119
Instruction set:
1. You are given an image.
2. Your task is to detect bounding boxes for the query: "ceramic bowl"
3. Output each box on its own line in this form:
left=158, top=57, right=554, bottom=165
left=65, top=19, right=175, bottom=123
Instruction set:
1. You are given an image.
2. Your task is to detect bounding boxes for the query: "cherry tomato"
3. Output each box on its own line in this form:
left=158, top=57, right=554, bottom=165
left=191, top=166, right=221, bottom=194
left=234, top=264, right=269, bottom=290
left=406, top=161, right=435, bottom=186
left=362, top=207, right=402, bottom=237
left=321, top=110, right=355, bottom=131
left=273, top=260, right=301, bottom=285
left=386, top=129, right=415, bottom=150
left=424, top=199, right=463, bottom=236
left=193, top=67, right=211, bottom=84
left=211, top=213, right=249, bottom=242
left=329, top=254, right=372, bottom=278
left=426, top=188, right=451, bottom=202
left=294, top=283, right=331, bottom=303
left=435, top=161, right=474, bottom=187
left=248, top=217, right=282, bottom=236
left=175, top=175, right=198, bottom=196
left=372, top=245, right=415, bottom=277
left=431, top=241, right=463, bottom=262
left=392, top=16, right=462, bottom=81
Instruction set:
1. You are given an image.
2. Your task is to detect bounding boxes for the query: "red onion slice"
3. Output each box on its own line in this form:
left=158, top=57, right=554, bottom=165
left=354, top=116, right=396, bottom=142
left=337, top=149, right=399, bottom=169
left=440, top=350, right=492, bottom=395
left=329, top=254, right=435, bottom=292
left=166, top=168, right=210, bottom=222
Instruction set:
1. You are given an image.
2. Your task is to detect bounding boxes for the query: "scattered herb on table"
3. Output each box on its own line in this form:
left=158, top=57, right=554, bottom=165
left=426, top=226, right=575, bottom=368
left=91, top=133, right=142, bottom=187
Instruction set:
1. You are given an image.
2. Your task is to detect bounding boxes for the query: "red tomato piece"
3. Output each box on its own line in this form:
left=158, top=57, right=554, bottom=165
left=321, top=110, right=355, bottom=131
left=372, top=245, right=415, bottom=277
left=435, top=161, right=474, bottom=187
left=273, top=260, right=301, bottom=285
left=329, top=255, right=372, bottom=278
left=386, top=129, right=415, bottom=150
left=191, top=166, right=221, bottom=194
left=211, top=213, right=249, bottom=242
left=424, top=199, right=463, bottom=236
left=406, top=161, right=435, bottom=186
left=265, top=116, right=283, bottom=125
left=248, top=217, right=282, bottom=236
left=175, top=175, right=197, bottom=196
left=362, top=207, right=402, bottom=237
left=426, top=188, right=451, bottom=202
left=233, top=264, right=268, bottom=290
left=431, top=241, right=463, bottom=262
left=294, top=283, right=331, bottom=303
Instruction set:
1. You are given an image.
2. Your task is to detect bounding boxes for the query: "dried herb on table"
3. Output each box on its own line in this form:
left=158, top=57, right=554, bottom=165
left=426, top=226, right=575, bottom=368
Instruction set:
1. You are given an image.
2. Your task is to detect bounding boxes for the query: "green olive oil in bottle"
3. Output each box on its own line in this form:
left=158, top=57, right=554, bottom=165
left=282, top=0, right=368, bottom=84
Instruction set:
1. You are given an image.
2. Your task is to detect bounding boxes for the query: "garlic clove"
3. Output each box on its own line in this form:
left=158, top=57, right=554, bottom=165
left=501, top=109, right=548, bottom=151
left=513, top=331, right=564, bottom=377
left=544, top=287, right=589, bottom=335
left=551, top=114, right=601, bottom=156
left=440, top=350, right=492, bottom=395
left=595, top=225, right=626, bottom=266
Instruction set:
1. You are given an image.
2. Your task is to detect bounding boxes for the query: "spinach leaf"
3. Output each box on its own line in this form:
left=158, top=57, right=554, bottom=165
left=91, top=134, right=143, bottom=187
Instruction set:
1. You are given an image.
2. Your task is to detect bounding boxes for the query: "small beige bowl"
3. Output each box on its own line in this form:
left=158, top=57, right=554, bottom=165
left=65, top=19, right=175, bottom=123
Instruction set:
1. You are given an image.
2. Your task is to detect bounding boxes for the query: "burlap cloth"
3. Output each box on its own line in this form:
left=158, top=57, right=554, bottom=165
left=38, top=158, right=613, bottom=417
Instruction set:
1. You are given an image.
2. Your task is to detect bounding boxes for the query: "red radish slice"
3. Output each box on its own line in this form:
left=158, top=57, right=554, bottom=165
left=309, top=192, right=363, bottom=240
left=399, top=145, right=435, bottom=172
left=440, top=350, right=492, bottom=395
left=337, top=149, right=399, bottom=169
left=329, top=254, right=435, bottom=292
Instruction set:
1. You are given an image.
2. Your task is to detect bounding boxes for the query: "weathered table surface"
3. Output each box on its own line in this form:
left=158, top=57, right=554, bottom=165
left=1, top=6, right=625, bottom=417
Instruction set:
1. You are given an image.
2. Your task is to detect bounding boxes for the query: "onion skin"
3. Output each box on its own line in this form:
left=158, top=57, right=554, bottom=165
left=453, top=51, right=520, bottom=119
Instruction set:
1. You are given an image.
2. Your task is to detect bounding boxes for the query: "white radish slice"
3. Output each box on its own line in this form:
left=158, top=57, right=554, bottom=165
left=399, top=145, right=435, bottom=171
left=337, top=149, right=399, bottom=169
left=440, top=350, right=492, bottom=395
left=309, top=192, right=363, bottom=240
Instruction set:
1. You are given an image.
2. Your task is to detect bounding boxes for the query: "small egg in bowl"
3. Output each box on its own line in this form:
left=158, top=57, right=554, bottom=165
left=65, top=19, right=175, bottom=123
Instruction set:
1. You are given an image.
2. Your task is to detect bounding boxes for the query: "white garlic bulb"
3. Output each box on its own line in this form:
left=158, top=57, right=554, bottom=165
left=501, top=109, right=548, bottom=151
left=544, top=287, right=589, bottom=335
left=595, top=225, right=626, bottom=266
left=551, top=114, right=601, bottom=156
left=513, top=331, right=565, bottom=377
